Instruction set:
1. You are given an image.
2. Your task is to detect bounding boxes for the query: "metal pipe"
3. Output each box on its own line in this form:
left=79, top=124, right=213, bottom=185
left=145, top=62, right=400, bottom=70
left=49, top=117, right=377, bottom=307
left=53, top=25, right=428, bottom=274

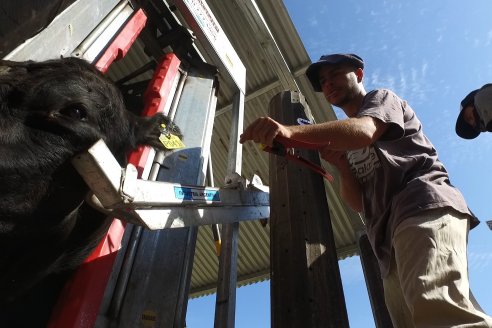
left=72, top=0, right=129, bottom=57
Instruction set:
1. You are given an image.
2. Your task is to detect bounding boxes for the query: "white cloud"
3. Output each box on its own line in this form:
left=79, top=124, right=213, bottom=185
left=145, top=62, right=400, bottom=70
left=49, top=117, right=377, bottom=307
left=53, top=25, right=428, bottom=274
left=339, top=256, right=365, bottom=286
left=367, top=61, right=429, bottom=106
left=469, top=251, right=492, bottom=273
left=309, top=17, right=318, bottom=27
left=486, top=30, right=492, bottom=46
left=421, top=61, right=428, bottom=77
left=398, top=66, right=407, bottom=94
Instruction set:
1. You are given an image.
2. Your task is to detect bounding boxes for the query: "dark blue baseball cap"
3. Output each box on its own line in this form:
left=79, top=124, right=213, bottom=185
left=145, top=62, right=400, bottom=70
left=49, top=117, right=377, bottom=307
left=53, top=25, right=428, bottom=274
left=306, top=53, right=364, bottom=92
left=456, top=89, right=480, bottom=139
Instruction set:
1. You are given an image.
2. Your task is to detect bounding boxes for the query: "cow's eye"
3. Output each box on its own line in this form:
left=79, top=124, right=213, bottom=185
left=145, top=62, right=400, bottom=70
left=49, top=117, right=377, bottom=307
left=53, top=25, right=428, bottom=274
left=59, top=104, right=88, bottom=121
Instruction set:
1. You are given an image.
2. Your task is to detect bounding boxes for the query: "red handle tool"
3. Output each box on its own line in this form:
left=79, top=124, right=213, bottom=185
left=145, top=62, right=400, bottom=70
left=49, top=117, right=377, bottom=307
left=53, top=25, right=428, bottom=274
left=262, top=136, right=334, bottom=182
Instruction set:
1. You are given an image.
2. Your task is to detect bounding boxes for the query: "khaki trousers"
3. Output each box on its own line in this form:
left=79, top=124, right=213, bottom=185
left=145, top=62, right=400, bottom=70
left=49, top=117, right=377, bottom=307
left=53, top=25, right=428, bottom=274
left=382, top=209, right=492, bottom=328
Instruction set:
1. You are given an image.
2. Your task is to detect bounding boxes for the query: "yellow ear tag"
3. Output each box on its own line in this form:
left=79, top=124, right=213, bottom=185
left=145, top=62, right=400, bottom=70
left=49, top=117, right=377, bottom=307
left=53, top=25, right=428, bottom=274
left=159, top=123, right=185, bottom=150
left=259, top=144, right=267, bottom=150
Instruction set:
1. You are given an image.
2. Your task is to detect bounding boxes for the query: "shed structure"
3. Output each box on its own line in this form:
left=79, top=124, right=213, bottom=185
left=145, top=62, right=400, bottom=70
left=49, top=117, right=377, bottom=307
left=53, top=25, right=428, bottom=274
left=0, top=0, right=391, bottom=327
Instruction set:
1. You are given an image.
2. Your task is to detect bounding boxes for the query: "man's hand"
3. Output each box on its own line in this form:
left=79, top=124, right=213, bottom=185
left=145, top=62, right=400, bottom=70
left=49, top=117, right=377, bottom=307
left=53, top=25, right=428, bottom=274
left=319, top=146, right=349, bottom=170
left=320, top=146, right=362, bottom=212
left=239, top=117, right=292, bottom=146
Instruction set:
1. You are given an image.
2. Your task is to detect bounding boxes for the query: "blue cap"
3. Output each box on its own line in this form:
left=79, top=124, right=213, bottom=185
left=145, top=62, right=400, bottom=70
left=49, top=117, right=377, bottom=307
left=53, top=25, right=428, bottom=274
left=306, top=53, right=364, bottom=92
left=456, top=89, right=480, bottom=139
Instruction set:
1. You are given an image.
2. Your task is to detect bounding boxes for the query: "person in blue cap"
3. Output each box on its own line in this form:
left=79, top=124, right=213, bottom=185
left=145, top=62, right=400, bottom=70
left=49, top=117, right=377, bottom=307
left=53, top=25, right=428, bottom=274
left=456, top=84, right=492, bottom=139
left=240, top=53, right=492, bottom=327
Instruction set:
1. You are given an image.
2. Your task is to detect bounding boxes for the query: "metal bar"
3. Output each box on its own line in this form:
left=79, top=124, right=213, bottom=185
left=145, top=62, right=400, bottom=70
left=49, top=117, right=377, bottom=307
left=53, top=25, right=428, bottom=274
left=172, top=0, right=246, bottom=93
left=126, top=179, right=269, bottom=208
left=71, top=140, right=124, bottom=208
left=72, top=140, right=269, bottom=209
left=104, top=224, right=141, bottom=321
left=127, top=205, right=269, bottom=229
left=214, top=90, right=244, bottom=328
left=215, top=80, right=281, bottom=117
left=214, top=222, right=239, bottom=328
left=76, top=5, right=135, bottom=65
left=71, top=0, right=129, bottom=57
left=115, top=60, right=155, bottom=85
left=208, top=156, right=222, bottom=256
left=214, top=63, right=311, bottom=118
left=72, top=139, right=269, bottom=230
left=167, top=68, right=188, bottom=120
left=234, top=0, right=298, bottom=91
left=226, top=91, right=245, bottom=175
left=4, top=0, right=120, bottom=61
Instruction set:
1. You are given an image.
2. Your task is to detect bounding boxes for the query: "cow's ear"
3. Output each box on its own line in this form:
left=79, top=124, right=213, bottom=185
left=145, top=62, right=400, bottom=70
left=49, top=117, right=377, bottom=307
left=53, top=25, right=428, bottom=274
left=128, top=113, right=182, bottom=150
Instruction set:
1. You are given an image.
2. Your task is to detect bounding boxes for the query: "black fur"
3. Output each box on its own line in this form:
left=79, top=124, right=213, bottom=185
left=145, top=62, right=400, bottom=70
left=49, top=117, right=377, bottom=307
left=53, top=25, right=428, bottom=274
left=0, top=57, right=180, bottom=322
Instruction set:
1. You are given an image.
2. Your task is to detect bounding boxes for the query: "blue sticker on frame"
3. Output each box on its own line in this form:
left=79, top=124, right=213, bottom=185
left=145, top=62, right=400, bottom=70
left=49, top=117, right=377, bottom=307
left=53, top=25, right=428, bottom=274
left=174, top=186, right=221, bottom=202
left=297, top=118, right=312, bottom=125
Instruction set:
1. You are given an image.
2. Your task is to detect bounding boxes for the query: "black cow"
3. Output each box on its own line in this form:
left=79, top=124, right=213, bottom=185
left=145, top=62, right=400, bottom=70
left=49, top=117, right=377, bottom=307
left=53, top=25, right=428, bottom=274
left=0, top=57, right=179, bottom=326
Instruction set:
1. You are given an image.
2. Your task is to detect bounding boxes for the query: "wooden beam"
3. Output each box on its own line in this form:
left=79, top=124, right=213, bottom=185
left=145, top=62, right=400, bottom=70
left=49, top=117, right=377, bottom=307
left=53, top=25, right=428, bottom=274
left=269, top=91, right=349, bottom=328
left=357, top=233, right=394, bottom=328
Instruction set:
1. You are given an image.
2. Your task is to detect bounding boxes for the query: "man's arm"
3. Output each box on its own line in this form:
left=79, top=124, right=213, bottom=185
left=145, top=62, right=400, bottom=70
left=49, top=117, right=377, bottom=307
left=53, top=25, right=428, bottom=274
left=239, top=115, right=388, bottom=212
left=239, top=115, right=388, bottom=151
left=320, top=148, right=363, bottom=212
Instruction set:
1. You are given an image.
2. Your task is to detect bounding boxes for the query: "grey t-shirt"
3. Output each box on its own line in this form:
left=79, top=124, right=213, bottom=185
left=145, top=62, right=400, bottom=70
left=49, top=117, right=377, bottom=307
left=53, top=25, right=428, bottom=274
left=346, top=89, right=478, bottom=277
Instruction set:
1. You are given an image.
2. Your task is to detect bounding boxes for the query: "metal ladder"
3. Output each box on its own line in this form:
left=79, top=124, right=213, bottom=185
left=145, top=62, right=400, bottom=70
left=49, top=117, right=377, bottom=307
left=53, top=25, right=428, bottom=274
left=89, top=61, right=256, bottom=328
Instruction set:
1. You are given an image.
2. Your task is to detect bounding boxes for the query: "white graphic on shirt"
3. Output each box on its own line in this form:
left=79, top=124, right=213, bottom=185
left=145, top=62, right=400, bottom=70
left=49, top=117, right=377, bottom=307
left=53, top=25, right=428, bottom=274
left=347, top=147, right=381, bottom=183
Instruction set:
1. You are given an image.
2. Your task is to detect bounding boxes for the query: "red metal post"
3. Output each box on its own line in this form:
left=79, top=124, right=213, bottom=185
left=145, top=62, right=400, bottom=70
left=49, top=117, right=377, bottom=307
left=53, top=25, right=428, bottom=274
left=95, top=9, right=147, bottom=73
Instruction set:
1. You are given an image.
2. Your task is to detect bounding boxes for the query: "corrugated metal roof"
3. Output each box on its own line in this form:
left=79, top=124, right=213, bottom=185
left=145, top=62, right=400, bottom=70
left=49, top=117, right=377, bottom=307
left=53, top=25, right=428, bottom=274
left=108, top=0, right=365, bottom=299
left=187, top=0, right=364, bottom=298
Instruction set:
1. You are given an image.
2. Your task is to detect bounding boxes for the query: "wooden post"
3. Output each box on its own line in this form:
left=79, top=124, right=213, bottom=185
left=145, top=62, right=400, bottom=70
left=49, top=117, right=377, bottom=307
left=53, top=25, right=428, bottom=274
left=357, top=232, right=394, bottom=328
left=269, top=91, right=349, bottom=328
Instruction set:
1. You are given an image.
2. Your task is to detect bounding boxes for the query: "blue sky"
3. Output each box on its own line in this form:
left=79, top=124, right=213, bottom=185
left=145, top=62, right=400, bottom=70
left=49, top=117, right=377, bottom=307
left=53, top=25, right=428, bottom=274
left=187, top=1, right=492, bottom=327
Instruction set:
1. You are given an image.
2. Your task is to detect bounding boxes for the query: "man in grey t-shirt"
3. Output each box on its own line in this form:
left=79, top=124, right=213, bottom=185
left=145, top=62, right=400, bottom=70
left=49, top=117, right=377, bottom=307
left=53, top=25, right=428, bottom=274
left=240, top=53, right=492, bottom=327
